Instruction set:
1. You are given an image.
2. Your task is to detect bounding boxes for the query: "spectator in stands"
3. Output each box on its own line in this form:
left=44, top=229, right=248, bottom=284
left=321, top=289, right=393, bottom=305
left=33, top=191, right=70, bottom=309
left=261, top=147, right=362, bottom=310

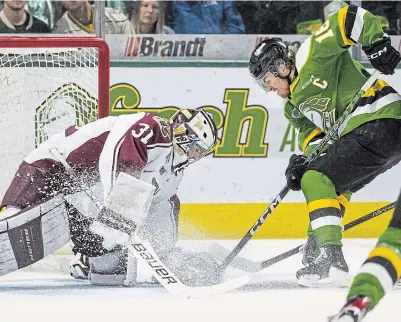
left=106, top=0, right=128, bottom=16
left=25, top=0, right=64, bottom=31
left=235, top=1, right=263, bottom=34
left=0, top=0, right=50, bottom=33
left=323, top=0, right=348, bottom=21
left=362, top=1, right=401, bottom=35
left=54, top=0, right=134, bottom=34
left=127, top=0, right=174, bottom=34
left=171, top=1, right=245, bottom=34
left=259, top=1, right=327, bottom=35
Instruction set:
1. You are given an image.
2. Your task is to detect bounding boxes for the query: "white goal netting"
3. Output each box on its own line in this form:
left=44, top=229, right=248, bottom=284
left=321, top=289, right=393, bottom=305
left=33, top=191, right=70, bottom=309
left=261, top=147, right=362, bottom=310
left=0, top=38, right=109, bottom=202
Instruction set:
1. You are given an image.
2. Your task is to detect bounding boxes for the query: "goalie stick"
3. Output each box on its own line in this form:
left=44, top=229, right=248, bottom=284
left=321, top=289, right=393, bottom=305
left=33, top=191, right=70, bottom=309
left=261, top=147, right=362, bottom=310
left=216, top=70, right=382, bottom=271
left=209, top=202, right=396, bottom=273
left=49, top=147, right=249, bottom=298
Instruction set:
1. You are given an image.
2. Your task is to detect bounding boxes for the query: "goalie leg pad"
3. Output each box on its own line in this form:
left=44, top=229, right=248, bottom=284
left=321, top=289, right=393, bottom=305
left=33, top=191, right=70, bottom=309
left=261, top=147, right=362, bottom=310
left=0, top=196, right=70, bottom=275
left=86, top=247, right=156, bottom=286
left=88, top=248, right=127, bottom=286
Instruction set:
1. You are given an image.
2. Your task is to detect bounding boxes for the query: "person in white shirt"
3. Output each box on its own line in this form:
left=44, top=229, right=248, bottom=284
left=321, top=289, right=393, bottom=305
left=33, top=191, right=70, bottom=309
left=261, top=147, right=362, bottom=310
left=54, top=0, right=134, bottom=34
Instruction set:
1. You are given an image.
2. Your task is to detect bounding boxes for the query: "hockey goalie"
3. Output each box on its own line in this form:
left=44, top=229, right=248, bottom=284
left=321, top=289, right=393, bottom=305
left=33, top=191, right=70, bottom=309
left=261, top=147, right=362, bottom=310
left=0, top=108, right=222, bottom=288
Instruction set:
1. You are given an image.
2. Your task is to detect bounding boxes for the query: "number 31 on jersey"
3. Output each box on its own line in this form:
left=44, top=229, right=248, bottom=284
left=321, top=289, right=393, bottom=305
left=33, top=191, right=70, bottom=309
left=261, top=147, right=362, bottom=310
left=132, top=123, right=153, bottom=144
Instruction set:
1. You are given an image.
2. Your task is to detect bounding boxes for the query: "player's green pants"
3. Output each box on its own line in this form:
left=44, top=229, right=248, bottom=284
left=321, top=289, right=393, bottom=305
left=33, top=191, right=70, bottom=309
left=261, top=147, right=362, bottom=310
left=347, top=193, right=401, bottom=309
left=300, top=119, right=401, bottom=248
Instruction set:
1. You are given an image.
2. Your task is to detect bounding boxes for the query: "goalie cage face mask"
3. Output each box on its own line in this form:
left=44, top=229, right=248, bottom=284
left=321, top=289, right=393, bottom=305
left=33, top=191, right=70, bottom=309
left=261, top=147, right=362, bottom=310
left=170, top=108, right=218, bottom=163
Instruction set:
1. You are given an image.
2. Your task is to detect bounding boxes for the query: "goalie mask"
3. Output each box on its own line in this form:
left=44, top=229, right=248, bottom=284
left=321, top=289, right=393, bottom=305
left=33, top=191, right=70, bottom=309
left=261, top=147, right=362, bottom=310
left=170, top=108, right=218, bottom=163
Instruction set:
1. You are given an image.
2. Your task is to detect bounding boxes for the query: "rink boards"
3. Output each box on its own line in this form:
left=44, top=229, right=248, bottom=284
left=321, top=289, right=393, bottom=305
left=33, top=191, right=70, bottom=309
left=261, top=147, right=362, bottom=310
left=3, top=65, right=400, bottom=239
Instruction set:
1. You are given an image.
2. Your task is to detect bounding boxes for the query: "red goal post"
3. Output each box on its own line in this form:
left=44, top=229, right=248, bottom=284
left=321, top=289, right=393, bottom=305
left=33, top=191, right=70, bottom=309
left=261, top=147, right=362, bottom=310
left=0, top=36, right=110, bottom=117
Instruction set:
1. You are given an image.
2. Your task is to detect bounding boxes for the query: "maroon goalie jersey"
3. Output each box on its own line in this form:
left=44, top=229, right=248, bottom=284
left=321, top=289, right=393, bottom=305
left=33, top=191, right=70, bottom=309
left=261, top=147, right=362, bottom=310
left=1, top=113, right=187, bottom=210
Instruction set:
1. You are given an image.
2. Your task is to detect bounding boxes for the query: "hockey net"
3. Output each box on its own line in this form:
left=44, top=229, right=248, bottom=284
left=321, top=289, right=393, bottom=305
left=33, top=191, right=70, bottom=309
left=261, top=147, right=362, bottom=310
left=0, top=37, right=110, bottom=272
left=0, top=37, right=109, bottom=199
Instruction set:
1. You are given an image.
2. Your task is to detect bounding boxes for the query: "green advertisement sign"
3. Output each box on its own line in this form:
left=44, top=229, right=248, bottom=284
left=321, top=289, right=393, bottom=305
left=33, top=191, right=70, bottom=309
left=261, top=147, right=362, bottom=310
left=110, top=83, right=298, bottom=157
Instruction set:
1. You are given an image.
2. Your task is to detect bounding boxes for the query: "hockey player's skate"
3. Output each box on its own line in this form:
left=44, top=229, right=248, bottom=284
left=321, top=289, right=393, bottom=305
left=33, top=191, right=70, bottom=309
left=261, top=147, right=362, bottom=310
left=301, top=234, right=320, bottom=266
left=328, top=296, right=371, bottom=322
left=296, top=245, right=349, bottom=287
left=70, top=253, right=89, bottom=280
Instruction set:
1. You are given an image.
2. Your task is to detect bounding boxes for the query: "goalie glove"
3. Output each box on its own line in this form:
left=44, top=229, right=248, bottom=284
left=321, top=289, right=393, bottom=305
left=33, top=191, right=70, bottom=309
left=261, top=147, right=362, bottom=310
left=70, top=253, right=90, bottom=280
left=363, top=37, right=401, bottom=75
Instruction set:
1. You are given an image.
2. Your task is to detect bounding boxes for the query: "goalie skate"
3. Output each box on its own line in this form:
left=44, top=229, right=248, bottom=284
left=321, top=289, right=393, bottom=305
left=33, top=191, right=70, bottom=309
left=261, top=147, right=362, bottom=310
left=69, top=253, right=89, bottom=280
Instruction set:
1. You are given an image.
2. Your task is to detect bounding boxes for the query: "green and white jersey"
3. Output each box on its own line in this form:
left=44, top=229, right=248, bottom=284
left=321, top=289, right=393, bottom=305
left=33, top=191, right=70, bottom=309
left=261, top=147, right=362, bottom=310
left=285, top=5, right=401, bottom=152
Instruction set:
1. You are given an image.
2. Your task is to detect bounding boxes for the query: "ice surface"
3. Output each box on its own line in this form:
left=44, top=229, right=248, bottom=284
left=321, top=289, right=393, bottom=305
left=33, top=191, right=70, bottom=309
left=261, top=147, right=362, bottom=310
left=0, top=239, right=399, bottom=322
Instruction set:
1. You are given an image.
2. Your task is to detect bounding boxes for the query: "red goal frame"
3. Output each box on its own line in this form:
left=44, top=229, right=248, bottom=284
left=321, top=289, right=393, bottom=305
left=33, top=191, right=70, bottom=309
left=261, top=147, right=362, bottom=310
left=0, top=36, right=110, bottom=119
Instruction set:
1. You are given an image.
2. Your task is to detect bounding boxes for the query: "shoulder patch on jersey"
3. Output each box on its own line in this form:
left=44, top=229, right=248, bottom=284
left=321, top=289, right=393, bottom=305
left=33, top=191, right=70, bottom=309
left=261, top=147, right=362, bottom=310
left=295, top=36, right=312, bottom=73
left=152, top=115, right=171, bottom=139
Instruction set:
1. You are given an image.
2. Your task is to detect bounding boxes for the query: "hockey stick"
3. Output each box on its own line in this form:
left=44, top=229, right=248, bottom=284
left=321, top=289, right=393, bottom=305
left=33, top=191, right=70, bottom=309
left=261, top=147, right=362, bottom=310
left=210, top=201, right=396, bottom=273
left=217, top=70, right=382, bottom=271
left=49, top=147, right=249, bottom=298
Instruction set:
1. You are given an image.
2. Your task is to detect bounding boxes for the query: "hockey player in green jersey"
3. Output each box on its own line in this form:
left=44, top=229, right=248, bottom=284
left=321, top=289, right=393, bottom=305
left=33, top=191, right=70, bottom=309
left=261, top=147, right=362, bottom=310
left=248, top=4, right=401, bottom=287
left=329, top=189, right=401, bottom=322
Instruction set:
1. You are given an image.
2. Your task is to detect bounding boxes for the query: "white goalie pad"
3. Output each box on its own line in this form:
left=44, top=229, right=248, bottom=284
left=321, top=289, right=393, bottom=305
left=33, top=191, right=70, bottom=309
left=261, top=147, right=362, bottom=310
left=0, top=196, right=70, bottom=275
left=104, top=172, right=155, bottom=226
